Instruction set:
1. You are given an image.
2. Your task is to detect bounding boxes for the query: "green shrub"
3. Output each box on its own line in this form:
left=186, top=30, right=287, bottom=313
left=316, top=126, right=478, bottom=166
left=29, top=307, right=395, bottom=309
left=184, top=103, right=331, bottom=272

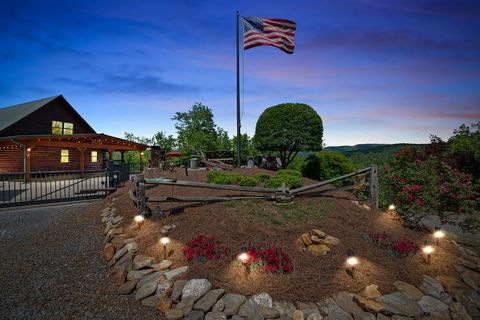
left=239, top=176, right=257, bottom=187
left=380, top=147, right=478, bottom=227
left=264, top=171, right=303, bottom=189
left=276, top=169, right=302, bottom=178
left=301, top=151, right=355, bottom=186
left=207, top=171, right=241, bottom=185
left=254, top=173, right=271, bottom=183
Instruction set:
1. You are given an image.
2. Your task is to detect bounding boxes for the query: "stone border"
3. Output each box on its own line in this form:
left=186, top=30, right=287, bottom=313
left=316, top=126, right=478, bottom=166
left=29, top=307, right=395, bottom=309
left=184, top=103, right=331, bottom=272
left=101, top=198, right=479, bottom=320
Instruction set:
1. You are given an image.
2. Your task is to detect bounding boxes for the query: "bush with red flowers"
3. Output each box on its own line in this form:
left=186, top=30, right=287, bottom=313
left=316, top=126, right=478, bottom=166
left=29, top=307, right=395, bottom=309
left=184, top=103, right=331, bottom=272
left=362, top=231, right=420, bottom=258
left=380, top=147, right=478, bottom=225
left=182, top=235, right=230, bottom=262
left=240, top=245, right=293, bottom=274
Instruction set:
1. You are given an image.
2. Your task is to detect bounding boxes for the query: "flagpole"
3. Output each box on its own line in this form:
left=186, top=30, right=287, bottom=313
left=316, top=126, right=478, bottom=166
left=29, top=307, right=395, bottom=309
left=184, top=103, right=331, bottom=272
left=236, top=10, right=241, bottom=167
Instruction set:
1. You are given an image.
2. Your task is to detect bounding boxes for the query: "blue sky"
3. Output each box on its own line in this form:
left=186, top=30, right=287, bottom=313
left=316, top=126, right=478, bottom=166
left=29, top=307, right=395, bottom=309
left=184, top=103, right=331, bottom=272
left=0, top=0, right=479, bottom=146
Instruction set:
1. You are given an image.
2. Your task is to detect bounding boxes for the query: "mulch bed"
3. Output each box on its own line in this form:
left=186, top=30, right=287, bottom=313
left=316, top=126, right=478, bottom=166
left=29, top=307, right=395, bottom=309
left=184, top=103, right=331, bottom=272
left=107, top=167, right=460, bottom=302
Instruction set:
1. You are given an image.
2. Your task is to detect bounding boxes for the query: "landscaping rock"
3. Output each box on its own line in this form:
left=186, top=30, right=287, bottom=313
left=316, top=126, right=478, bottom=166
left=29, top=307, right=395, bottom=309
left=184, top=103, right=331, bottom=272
left=176, top=296, right=195, bottom=316
left=321, top=235, right=341, bottom=245
left=312, top=229, right=326, bottom=238
left=104, top=243, right=114, bottom=261
left=258, top=306, right=281, bottom=319
left=462, top=270, right=480, bottom=291
left=440, top=292, right=453, bottom=305
left=127, top=268, right=154, bottom=281
left=352, top=294, right=384, bottom=314
left=186, top=310, right=205, bottom=320
left=114, top=251, right=133, bottom=271
left=137, top=271, right=165, bottom=288
left=194, top=289, right=225, bottom=313
left=296, top=302, right=320, bottom=318
left=165, top=308, right=185, bottom=320
left=223, top=293, right=247, bottom=316
left=449, top=302, right=472, bottom=320
left=436, top=275, right=467, bottom=293
left=118, top=279, right=138, bottom=295
left=308, top=244, right=329, bottom=255
left=457, top=258, right=480, bottom=272
left=273, top=301, right=296, bottom=318
left=361, top=284, right=382, bottom=299
left=153, top=259, right=173, bottom=271
left=375, top=292, right=423, bottom=317
left=250, top=292, right=273, bottom=308
left=317, top=298, right=352, bottom=320
left=111, top=265, right=127, bottom=286
left=205, top=311, right=227, bottom=320
left=112, top=245, right=128, bottom=262
left=232, top=316, right=245, bottom=320
left=135, top=281, right=157, bottom=300
left=238, top=300, right=264, bottom=320
left=419, top=275, right=444, bottom=299
left=142, top=295, right=160, bottom=307
left=125, top=241, right=138, bottom=253
left=111, top=235, right=127, bottom=250
left=133, top=255, right=155, bottom=270
left=450, top=288, right=480, bottom=318
left=293, top=310, right=304, bottom=320
left=393, top=281, right=424, bottom=300
left=311, top=235, right=322, bottom=244
left=171, top=279, right=188, bottom=303
left=164, top=266, right=188, bottom=280
left=334, top=292, right=375, bottom=319
left=302, top=233, right=313, bottom=246
left=157, top=296, right=173, bottom=313
left=155, top=278, right=172, bottom=298
left=182, top=279, right=212, bottom=301
left=418, top=295, right=449, bottom=320
left=306, top=313, right=322, bottom=320
left=213, top=298, right=226, bottom=312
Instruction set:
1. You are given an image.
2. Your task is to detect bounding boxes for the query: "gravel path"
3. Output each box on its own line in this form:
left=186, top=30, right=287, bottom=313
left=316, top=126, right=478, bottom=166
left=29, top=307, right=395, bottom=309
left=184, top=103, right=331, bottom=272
left=0, top=202, right=160, bottom=320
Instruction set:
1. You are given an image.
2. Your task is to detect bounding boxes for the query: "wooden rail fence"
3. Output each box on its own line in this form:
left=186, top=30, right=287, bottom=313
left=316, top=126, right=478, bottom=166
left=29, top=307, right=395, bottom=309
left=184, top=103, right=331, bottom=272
left=129, top=165, right=379, bottom=216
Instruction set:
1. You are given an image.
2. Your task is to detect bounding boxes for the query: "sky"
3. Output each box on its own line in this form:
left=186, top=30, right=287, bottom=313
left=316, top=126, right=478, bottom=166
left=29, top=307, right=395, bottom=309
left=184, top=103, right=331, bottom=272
left=0, top=0, right=479, bottom=146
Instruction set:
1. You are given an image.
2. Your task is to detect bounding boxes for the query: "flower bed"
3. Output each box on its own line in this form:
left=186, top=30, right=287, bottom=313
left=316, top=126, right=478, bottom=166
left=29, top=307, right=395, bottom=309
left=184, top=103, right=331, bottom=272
left=362, top=231, right=420, bottom=258
left=240, top=245, right=293, bottom=274
left=182, top=235, right=230, bottom=262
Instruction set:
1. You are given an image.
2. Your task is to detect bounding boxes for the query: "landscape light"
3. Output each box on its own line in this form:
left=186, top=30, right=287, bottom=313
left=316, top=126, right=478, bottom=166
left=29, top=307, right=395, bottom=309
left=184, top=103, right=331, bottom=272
left=134, top=215, right=144, bottom=229
left=160, top=237, right=170, bottom=259
left=433, top=227, right=445, bottom=245
left=346, top=250, right=358, bottom=278
left=388, top=204, right=396, bottom=211
left=237, top=247, right=250, bottom=276
left=422, top=240, right=434, bottom=264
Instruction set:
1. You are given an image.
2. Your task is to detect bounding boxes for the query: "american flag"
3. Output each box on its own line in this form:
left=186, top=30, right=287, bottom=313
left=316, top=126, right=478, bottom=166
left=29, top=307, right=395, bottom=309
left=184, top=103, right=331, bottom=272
left=242, top=16, right=296, bottom=54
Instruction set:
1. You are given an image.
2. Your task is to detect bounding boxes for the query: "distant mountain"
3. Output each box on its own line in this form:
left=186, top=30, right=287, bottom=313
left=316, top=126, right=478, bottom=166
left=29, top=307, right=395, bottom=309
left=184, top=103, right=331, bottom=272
left=325, top=143, right=426, bottom=157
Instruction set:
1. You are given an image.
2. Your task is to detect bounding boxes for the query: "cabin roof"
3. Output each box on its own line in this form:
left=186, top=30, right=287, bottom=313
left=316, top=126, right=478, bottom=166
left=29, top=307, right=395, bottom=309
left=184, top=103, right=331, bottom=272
left=0, top=96, right=60, bottom=133
left=0, top=95, right=96, bottom=135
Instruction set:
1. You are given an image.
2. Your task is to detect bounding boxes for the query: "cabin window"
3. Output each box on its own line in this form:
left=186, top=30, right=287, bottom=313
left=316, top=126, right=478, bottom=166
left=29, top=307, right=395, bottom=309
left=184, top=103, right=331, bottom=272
left=63, top=122, right=73, bottom=135
left=52, top=121, right=63, bottom=134
left=91, top=151, right=98, bottom=163
left=52, top=121, right=74, bottom=135
left=60, top=149, right=69, bottom=163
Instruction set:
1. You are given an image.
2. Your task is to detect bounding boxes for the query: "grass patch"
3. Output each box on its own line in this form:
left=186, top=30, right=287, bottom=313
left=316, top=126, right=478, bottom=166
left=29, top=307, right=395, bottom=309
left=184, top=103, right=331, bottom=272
left=225, top=198, right=333, bottom=225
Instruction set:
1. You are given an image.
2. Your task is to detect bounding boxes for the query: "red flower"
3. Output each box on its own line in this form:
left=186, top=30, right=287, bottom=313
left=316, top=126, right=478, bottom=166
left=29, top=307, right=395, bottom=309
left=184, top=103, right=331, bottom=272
left=415, top=199, right=424, bottom=206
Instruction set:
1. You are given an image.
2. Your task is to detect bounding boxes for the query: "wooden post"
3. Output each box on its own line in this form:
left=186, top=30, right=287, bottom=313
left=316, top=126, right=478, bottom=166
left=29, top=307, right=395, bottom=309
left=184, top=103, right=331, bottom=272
left=369, top=164, right=379, bottom=209
left=79, top=148, right=85, bottom=178
left=135, top=173, right=147, bottom=216
left=108, top=150, right=113, bottom=160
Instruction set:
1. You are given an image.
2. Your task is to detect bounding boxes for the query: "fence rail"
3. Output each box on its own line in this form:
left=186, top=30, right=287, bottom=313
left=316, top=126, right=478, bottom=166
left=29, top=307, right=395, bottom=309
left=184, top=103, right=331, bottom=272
left=0, top=170, right=111, bottom=207
left=131, top=165, right=379, bottom=216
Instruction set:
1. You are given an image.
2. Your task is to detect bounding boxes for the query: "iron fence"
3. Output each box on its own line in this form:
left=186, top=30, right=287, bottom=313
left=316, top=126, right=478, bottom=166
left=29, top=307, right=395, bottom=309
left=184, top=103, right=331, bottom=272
left=0, top=170, right=110, bottom=208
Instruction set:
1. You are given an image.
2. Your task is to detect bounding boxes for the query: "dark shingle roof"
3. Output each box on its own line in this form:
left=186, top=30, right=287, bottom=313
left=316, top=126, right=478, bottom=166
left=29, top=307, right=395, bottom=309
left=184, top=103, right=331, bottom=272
left=0, top=95, right=60, bottom=133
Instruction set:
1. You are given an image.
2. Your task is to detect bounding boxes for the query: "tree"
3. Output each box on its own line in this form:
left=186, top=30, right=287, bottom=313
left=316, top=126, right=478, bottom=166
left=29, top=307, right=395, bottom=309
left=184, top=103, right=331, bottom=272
left=231, top=133, right=258, bottom=161
left=172, top=103, right=227, bottom=154
left=253, top=103, right=323, bottom=168
left=152, top=131, right=176, bottom=152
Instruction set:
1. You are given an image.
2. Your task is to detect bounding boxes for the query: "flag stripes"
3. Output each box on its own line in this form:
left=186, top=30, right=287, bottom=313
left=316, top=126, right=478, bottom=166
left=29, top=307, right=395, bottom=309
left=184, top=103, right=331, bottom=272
left=242, top=16, right=296, bottom=54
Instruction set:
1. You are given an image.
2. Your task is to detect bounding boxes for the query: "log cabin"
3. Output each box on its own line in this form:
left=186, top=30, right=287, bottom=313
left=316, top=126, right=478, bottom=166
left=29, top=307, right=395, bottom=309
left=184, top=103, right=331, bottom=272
left=0, top=95, right=146, bottom=178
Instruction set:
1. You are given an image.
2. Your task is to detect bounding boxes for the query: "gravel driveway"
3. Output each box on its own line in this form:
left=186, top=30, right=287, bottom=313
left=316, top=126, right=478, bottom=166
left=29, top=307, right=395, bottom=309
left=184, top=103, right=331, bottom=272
left=0, top=202, right=159, bottom=320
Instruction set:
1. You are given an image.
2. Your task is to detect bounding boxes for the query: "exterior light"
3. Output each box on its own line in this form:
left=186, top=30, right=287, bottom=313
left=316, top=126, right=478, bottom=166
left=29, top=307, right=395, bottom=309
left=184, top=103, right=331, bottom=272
left=27, top=148, right=31, bottom=152
left=433, top=227, right=445, bottom=245
left=388, top=204, right=395, bottom=211
left=237, top=247, right=250, bottom=276
left=160, top=237, right=170, bottom=259
left=346, top=250, right=358, bottom=278
left=422, top=240, right=434, bottom=264
left=134, top=215, right=144, bottom=229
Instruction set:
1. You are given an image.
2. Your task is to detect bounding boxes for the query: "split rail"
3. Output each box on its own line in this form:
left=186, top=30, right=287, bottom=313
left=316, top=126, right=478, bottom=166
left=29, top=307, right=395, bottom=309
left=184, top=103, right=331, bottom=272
left=129, top=165, right=378, bottom=216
